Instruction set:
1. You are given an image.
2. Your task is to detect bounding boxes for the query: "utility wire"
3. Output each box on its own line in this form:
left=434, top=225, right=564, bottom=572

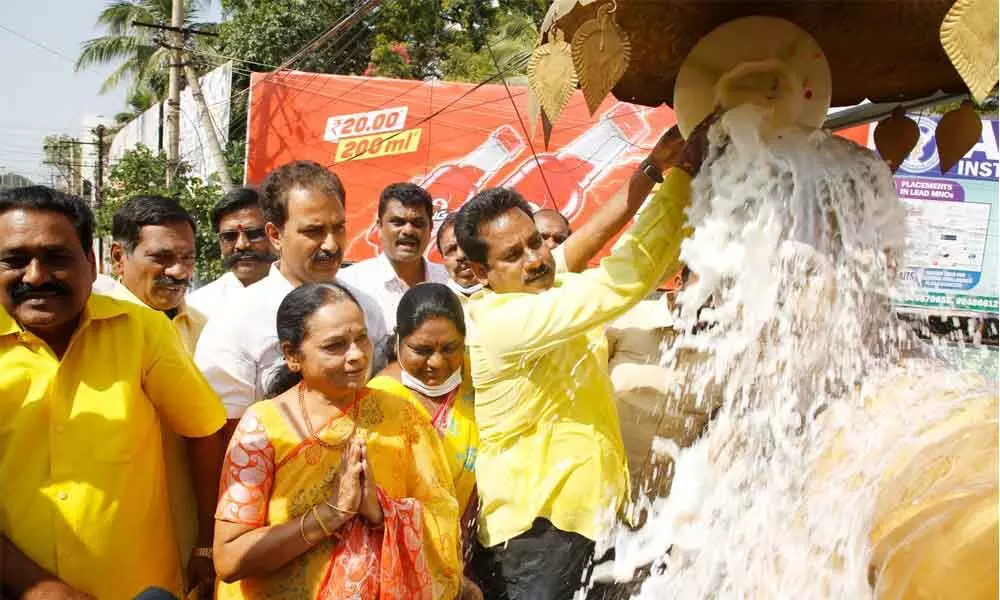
left=483, top=34, right=555, bottom=206
left=0, top=23, right=102, bottom=74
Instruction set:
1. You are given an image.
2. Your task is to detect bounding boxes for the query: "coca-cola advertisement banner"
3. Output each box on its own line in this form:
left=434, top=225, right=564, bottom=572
left=246, top=71, right=676, bottom=264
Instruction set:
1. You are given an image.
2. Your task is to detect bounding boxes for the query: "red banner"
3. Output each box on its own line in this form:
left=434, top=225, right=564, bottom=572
left=247, top=72, right=677, bottom=264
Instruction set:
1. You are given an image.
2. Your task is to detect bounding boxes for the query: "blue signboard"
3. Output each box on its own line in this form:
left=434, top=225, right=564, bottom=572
left=889, top=115, right=999, bottom=316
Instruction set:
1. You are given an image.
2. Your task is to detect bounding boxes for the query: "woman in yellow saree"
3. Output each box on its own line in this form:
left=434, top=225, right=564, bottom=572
left=368, top=284, right=478, bottom=522
left=367, top=283, right=482, bottom=599
left=212, top=283, right=461, bottom=600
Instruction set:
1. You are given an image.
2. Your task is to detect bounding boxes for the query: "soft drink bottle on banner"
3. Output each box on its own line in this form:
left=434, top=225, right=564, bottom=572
left=502, top=102, right=650, bottom=221
left=358, top=125, right=525, bottom=261
left=417, top=125, right=526, bottom=261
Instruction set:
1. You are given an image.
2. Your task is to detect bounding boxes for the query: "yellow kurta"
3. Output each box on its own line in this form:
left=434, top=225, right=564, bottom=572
left=465, top=168, right=692, bottom=546
left=216, top=387, right=461, bottom=600
left=0, top=295, right=226, bottom=599
left=93, top=275, right=209, bottom=581
left=367, top=374, right=479, bottom=515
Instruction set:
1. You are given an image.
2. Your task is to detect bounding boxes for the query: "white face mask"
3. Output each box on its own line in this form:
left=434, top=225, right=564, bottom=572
left=400, top=366, right=463, bottom=398
left=446, top=278, right=483, bottom=296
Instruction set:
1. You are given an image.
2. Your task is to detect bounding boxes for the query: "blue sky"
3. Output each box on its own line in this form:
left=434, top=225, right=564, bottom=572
left=0, top=0, right=220, bottom=184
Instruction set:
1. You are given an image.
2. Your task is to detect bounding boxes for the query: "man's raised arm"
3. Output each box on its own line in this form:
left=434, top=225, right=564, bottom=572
left=558, top=127, right=685, bottom=273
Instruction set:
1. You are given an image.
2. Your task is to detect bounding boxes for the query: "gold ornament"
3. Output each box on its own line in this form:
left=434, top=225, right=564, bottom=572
left=528, top=28, right=578, bottom=125
left=542, top=110, right=555, bottom=151
left=940, top=0, right=999, bottom=104
left=873, top=107, right=919, bottom=173
left=571, top=2, right=632, bottom=116
left=526, top=85, right=542, bottom=143
left=935, top=100, right=982, bottom=174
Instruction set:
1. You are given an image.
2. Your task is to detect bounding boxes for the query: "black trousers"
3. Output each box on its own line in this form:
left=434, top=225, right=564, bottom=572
left=471, top=518, right=614, bottom=600
left=134, top=588, right=179, bottom=600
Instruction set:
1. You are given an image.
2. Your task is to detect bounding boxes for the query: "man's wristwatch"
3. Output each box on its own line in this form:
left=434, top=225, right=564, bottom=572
left=193, top=546, right=213, bottom=559
left=640, top=158, right=664, bottom=183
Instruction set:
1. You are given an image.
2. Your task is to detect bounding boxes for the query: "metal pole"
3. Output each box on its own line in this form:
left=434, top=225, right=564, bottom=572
left=165, top=0, right=183, bottom=185
left=94, top=125, right=106, bottom=208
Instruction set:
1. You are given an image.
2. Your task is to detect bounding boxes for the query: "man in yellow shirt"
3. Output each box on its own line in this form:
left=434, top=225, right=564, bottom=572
left=0, top=187, right=226, bottom=599
left=100, top=195, right=207, bottom=353
left=454, top=124, right=708, bottom=600
left=100, top=195, right=222, bottom=597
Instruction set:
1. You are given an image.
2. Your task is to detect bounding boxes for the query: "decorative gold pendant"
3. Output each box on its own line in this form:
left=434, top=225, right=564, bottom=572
left=936, top=100, right=982, bottom=174
left=528, top=28, right=578, bottom=126
left=572, top=2, right=632, bottom=116
left=304, top=443, right=323, bottom=466
left=542, top=110, right=555, bottom=151
left=873, top=107, right=919, bottom=173
left=526, top=84, right=542, bottom=143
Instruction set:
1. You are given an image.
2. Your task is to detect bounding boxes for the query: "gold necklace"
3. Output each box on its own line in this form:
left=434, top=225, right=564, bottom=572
left=297, top=382, right=358, bottom=451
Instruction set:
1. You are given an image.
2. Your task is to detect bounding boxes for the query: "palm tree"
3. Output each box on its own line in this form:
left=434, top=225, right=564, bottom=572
left=76, top=0, right=232, bottom=189
left=112, top=89, right=158, bottom=127
left=75, top=0, right=216, bottom=99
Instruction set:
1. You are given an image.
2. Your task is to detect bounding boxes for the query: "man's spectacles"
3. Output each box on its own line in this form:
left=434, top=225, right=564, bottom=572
left=219, top=227, right=267, bottom=244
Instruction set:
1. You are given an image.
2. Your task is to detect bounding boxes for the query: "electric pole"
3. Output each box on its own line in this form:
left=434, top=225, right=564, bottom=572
left=165, top=0, right=183, bottom=185
left=94, top=125, right=106, bottom=208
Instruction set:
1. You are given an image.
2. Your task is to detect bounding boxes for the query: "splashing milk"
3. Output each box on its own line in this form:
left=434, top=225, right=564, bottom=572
left=593, top=106, right=997, bottom=598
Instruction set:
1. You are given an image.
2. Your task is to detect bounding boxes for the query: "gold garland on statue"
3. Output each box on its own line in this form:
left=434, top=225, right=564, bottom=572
left=527, top=1, right=632, bottom=146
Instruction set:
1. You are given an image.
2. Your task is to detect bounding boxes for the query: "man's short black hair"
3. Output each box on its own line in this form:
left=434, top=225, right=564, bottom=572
left=378, top=182, right=433, bottom=222
left=436, top=212, right=459, bottom=254
left=454, top=187, right=534, bottom=265
left=112, top=195, right=196, bottom=253
left=0, top=186, right=95, bottom=251
left=259, top=160, right=346, bottom=230
left=210, top=187, right=261, bottom=232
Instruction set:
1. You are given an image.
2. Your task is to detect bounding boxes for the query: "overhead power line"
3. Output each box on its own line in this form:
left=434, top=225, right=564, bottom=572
left=0, top=23, right=102, bottom=75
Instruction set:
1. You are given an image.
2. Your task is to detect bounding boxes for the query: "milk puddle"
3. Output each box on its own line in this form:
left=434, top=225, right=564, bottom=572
left=593, top=106, right=998, bottom=598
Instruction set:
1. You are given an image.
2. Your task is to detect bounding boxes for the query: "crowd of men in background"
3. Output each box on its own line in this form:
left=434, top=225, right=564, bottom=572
left=0, top=124, right=716, bottom=600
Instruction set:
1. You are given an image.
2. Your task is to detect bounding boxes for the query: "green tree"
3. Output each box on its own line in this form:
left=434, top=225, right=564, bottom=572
left=439, top=10, right=539, bottom=83
left=216, top=0, right=373, bottom=84
left=75, top=0, right=217, bottom=99
left=112, top=89, right=158, bottom=127
left=101, top=145, right=224, bottom=281
left=216, top=1, right=543, bottom=83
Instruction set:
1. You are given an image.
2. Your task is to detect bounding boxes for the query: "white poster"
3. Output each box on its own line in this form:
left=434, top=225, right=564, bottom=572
left=179, top=61, right=233, bottom=182
left=108, top=102, right=162, bottom=163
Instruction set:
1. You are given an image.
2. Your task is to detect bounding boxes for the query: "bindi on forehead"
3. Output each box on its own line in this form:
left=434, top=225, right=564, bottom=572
left=220, top=207, right=265, bottom=229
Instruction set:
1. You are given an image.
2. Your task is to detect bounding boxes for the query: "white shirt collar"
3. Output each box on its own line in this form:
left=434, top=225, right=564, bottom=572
left=374, top=252, right=440, bottom=287
left=262, top=263, right=296, bottom=296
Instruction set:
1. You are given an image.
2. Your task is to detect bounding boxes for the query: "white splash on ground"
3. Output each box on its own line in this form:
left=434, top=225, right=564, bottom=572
left=593, top=105, right=994, bottom=598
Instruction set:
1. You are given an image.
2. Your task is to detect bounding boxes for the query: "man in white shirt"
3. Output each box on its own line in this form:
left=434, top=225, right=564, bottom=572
left=194, top=160, right=387, bottom=442
left=436, top=212, right=483, bottom=300
left=188, top=187, right=276, bottom=320
left=338, top=182, right=448, bottom=331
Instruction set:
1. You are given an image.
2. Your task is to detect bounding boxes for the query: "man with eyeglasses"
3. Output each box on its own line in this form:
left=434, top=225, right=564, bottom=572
left=188, top=188, right=277, bottom=320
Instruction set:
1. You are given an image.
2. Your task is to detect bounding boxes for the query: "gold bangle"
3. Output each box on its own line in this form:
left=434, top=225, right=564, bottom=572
left=326, top=501, right=357, bottom=519
left=299, top=512, right=319, bottom=546
left=311, top=505, right=333, bottom=538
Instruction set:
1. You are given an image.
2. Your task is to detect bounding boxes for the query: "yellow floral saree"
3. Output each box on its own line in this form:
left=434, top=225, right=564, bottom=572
left=215, top=386, right=461, bottom=600
left=367, top=375, right=479, bottom=515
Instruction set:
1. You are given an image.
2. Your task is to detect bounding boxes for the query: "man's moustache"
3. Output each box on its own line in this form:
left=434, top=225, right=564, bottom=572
left=223, top=250, right=277, bottom=270
left=312, top=250, right=342, bottom=262
left=9, top=282, right=72, bottom=304
left=154, top=276, right=190, bottom=289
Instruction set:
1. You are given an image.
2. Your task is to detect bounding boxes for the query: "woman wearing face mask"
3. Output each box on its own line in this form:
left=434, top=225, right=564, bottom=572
left=367, top=283, right=482, bottom=598
left=212, top=283, right=461, bottom=600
